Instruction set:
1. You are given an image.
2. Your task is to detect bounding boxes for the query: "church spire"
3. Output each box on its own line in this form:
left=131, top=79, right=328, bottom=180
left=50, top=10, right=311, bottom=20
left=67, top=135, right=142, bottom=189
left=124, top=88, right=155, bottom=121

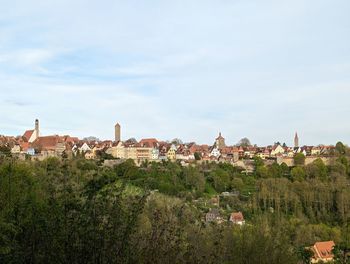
left=294, top=132, right=299, bottom=148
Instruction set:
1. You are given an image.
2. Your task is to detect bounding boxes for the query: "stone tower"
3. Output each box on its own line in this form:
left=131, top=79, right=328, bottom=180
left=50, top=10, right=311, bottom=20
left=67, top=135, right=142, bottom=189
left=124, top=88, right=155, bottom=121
left=294, top=132, right=299, bottom=148
left=215, top=132, right=226, bottom=150
left=115, top=123, right=121, bottom=142
left=35, top=119, right=40, bottom=138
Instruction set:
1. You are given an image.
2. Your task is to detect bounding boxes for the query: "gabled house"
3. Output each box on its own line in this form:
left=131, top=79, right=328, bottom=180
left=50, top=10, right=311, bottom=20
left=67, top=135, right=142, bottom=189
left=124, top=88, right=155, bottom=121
left=309, top=241, right=335, bottom=263
left=238, top=146, right=245, bottom=159
left=205, top=208, right=222, bottom=223
left=210, top=146, right=221, bottom=158
left=311, top=146, right=322, bottom=156
left=270, top=144, right=285, bottom=157
left=229, top=212, right=245, bottom=226
left=76, top=142, right=92, bottom=153
left=11, top=144, right=21, bottom=154
left=84, top=150, right=96, bottom=160
left=167, top=144, right=177, bottom=161
left=32, top=135, right=66, bottom=156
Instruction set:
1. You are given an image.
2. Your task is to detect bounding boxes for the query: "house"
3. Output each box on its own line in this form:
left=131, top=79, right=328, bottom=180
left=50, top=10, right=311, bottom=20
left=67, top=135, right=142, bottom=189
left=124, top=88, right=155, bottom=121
left=27, top=148, right=35, bottom=156
left=311, top=146, right=322, bottom=156
left=167, top=144, right=177, bottom=161
left=309, top=241, right=335, bottom=263
left=79, top=142, right=92, bottom=153
left=238, top=146, right=245, bottom=158
left=139, top=138, right=158, bottom=148
left=151, top=148, right=159, bottom=160
left=230, top=212, right=245, bottom=226
left=136, top=146, right=153, bottom=162
left=210, top=147, right=221, bottom=158
left=11, top=144, right=21, bottom=154
left=84, top=150, right=96, bottom=160
left=106, top=141, right=125, bottom=159
left=205, top=208, right=222, bottom=223
left=270, top=144, right=285, bottom=157
left=125, top=146, right=137, bottom=160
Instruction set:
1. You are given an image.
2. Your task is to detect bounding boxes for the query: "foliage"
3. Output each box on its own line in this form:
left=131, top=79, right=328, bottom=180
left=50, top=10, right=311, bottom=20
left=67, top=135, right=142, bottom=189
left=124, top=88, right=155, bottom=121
left=294, top=153, right=306, bottom=166
left=0, top=155, right=349, bottom=263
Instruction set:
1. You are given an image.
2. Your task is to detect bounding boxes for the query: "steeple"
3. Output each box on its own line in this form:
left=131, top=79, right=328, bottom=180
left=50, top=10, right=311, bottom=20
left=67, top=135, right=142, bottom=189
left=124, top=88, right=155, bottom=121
left=294, top=132, right=299, bottom=148
left=35, top=119, right=40, bottom=138
left=215, top=132, right=226, bottom=149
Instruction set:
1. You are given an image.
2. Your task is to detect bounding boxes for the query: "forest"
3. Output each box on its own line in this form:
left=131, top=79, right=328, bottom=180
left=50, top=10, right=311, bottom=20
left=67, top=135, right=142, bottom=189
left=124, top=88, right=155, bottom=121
left=0, top=143, right=349, bottom=264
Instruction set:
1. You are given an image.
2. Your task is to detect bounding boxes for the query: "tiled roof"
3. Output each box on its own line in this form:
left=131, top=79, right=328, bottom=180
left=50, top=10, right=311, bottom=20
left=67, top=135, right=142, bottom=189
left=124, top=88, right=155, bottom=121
left=32, top=136, right=63, bottom=150
left=313, top=241, right=335, bottom=260
left=231, top=212, right=244, bottom=221
left=23, top=130, right=34, bottom=142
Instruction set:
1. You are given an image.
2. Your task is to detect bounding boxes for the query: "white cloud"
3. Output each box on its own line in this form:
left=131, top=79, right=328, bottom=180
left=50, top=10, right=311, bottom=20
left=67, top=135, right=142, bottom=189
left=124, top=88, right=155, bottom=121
left=0, top=0, right=349, bottom=145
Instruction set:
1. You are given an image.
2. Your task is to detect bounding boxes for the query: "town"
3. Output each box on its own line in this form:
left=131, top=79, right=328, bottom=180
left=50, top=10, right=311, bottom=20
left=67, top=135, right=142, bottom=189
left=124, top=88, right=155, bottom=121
left=0, top=119, right=337, bottom=169
left=1, top=119, right=346, bottom=263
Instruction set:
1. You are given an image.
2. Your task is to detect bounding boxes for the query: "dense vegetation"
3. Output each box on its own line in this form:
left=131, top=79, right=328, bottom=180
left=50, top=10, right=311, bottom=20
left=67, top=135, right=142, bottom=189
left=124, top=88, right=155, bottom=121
left=0, top=143, right=349, bottom=263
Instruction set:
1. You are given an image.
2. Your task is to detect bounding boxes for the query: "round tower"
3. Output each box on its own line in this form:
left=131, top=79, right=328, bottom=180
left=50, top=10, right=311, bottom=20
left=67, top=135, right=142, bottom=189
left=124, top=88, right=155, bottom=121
left=114, top=123, right=121, bottom=142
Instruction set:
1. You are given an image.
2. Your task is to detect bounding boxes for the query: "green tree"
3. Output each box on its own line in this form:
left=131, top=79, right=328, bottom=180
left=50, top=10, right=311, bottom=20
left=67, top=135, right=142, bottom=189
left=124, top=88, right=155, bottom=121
left=291, top=166, right=306, bottom=182
left=297, top=246, right=313, bottom=264
left=194, top=152, right=201, bottom=161
left=335, top=142, right=346, bottom=155
left=294, top=153, right=306, bottom=166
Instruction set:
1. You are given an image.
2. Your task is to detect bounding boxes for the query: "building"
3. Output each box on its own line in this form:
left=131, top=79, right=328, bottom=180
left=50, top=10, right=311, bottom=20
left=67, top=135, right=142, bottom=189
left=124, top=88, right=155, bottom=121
left=215, top=132, right=226, bottom=150
left=22, top=119, right=40, bottom=143
left=205, top=208, right=222, bottom=223
left=270, top=144, right=285, bottom=157
left=32, top=135, right=66, bottom=156
left=309, top=241, right=335, bottom=263
left=167, top=144, right=177, bottom=161
left=230, top=212, right=245, bottom=226
left=294, top=132, right=299, bottom=148
left=115, top=123, right=121, bottom=142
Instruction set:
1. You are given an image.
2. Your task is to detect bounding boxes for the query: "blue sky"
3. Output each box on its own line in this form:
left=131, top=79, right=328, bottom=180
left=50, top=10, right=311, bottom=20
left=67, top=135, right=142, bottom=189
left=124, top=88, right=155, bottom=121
left=0, top=0, right=349, bottom=146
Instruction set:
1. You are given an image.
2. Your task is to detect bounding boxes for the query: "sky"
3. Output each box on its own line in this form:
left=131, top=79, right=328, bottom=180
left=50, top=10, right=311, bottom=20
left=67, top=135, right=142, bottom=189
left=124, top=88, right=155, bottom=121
left=0, top=0, right=349, bottom=146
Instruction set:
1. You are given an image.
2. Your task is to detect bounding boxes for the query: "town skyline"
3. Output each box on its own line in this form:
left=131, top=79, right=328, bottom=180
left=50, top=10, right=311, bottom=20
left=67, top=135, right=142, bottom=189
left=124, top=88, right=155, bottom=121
left=1, top=119, right=345, bottom=148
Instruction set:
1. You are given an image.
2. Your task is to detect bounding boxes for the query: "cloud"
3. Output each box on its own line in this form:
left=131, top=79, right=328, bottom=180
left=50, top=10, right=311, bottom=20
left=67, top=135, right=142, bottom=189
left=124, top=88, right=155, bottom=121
left=0, top=0, right=349, bottom=145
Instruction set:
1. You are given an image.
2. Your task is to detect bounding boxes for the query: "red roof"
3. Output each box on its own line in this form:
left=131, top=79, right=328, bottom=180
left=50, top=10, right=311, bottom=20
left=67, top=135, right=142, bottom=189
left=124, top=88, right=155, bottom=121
left=20, top=142, right=30, bottom=151
left=139, top=138, right=158, bottom=148
left=23, top=130, right=34, bottom=142
left=32, top=136, right=63, bottom=151
left=231, top=212, right=244, bottom=221
left=313, top=241, right=335, bottom=260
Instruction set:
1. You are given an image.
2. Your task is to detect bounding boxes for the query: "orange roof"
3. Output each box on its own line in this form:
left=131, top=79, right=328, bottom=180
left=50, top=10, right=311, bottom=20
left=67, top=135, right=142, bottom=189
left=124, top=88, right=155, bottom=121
left=231, top=212, right=244, bottom=221
left=313, top=241, right=335, bottom=260
left=32, top=136, right=63, bottom=151
left=20, top=142, right=30, bottom=151
left=23, top=130, right=34, bottom=142
left=139, top=138, right=158, bottom=148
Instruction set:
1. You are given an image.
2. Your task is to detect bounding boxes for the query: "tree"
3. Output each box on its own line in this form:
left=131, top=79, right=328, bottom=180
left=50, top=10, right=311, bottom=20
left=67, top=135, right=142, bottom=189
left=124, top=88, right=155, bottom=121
left=236, top=138, right=251, bottom=147
left=256, top=166, right=270, bottom=178
left=171, top=138, right=183, bottom=145
left=291, top=166, right=306, bottom=182
left=294, top=153, right=306, bottom=166
left=336, top=142, right=346, bottom=155
left=0, top=146, right=11, bottom=157
left=194, top=152, right=201, bottom=161
left=297, top=246, right=313, bottom=264
left=305, top=159, right=328, bottom=181
left=254, top=156, right=264, bottom=168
